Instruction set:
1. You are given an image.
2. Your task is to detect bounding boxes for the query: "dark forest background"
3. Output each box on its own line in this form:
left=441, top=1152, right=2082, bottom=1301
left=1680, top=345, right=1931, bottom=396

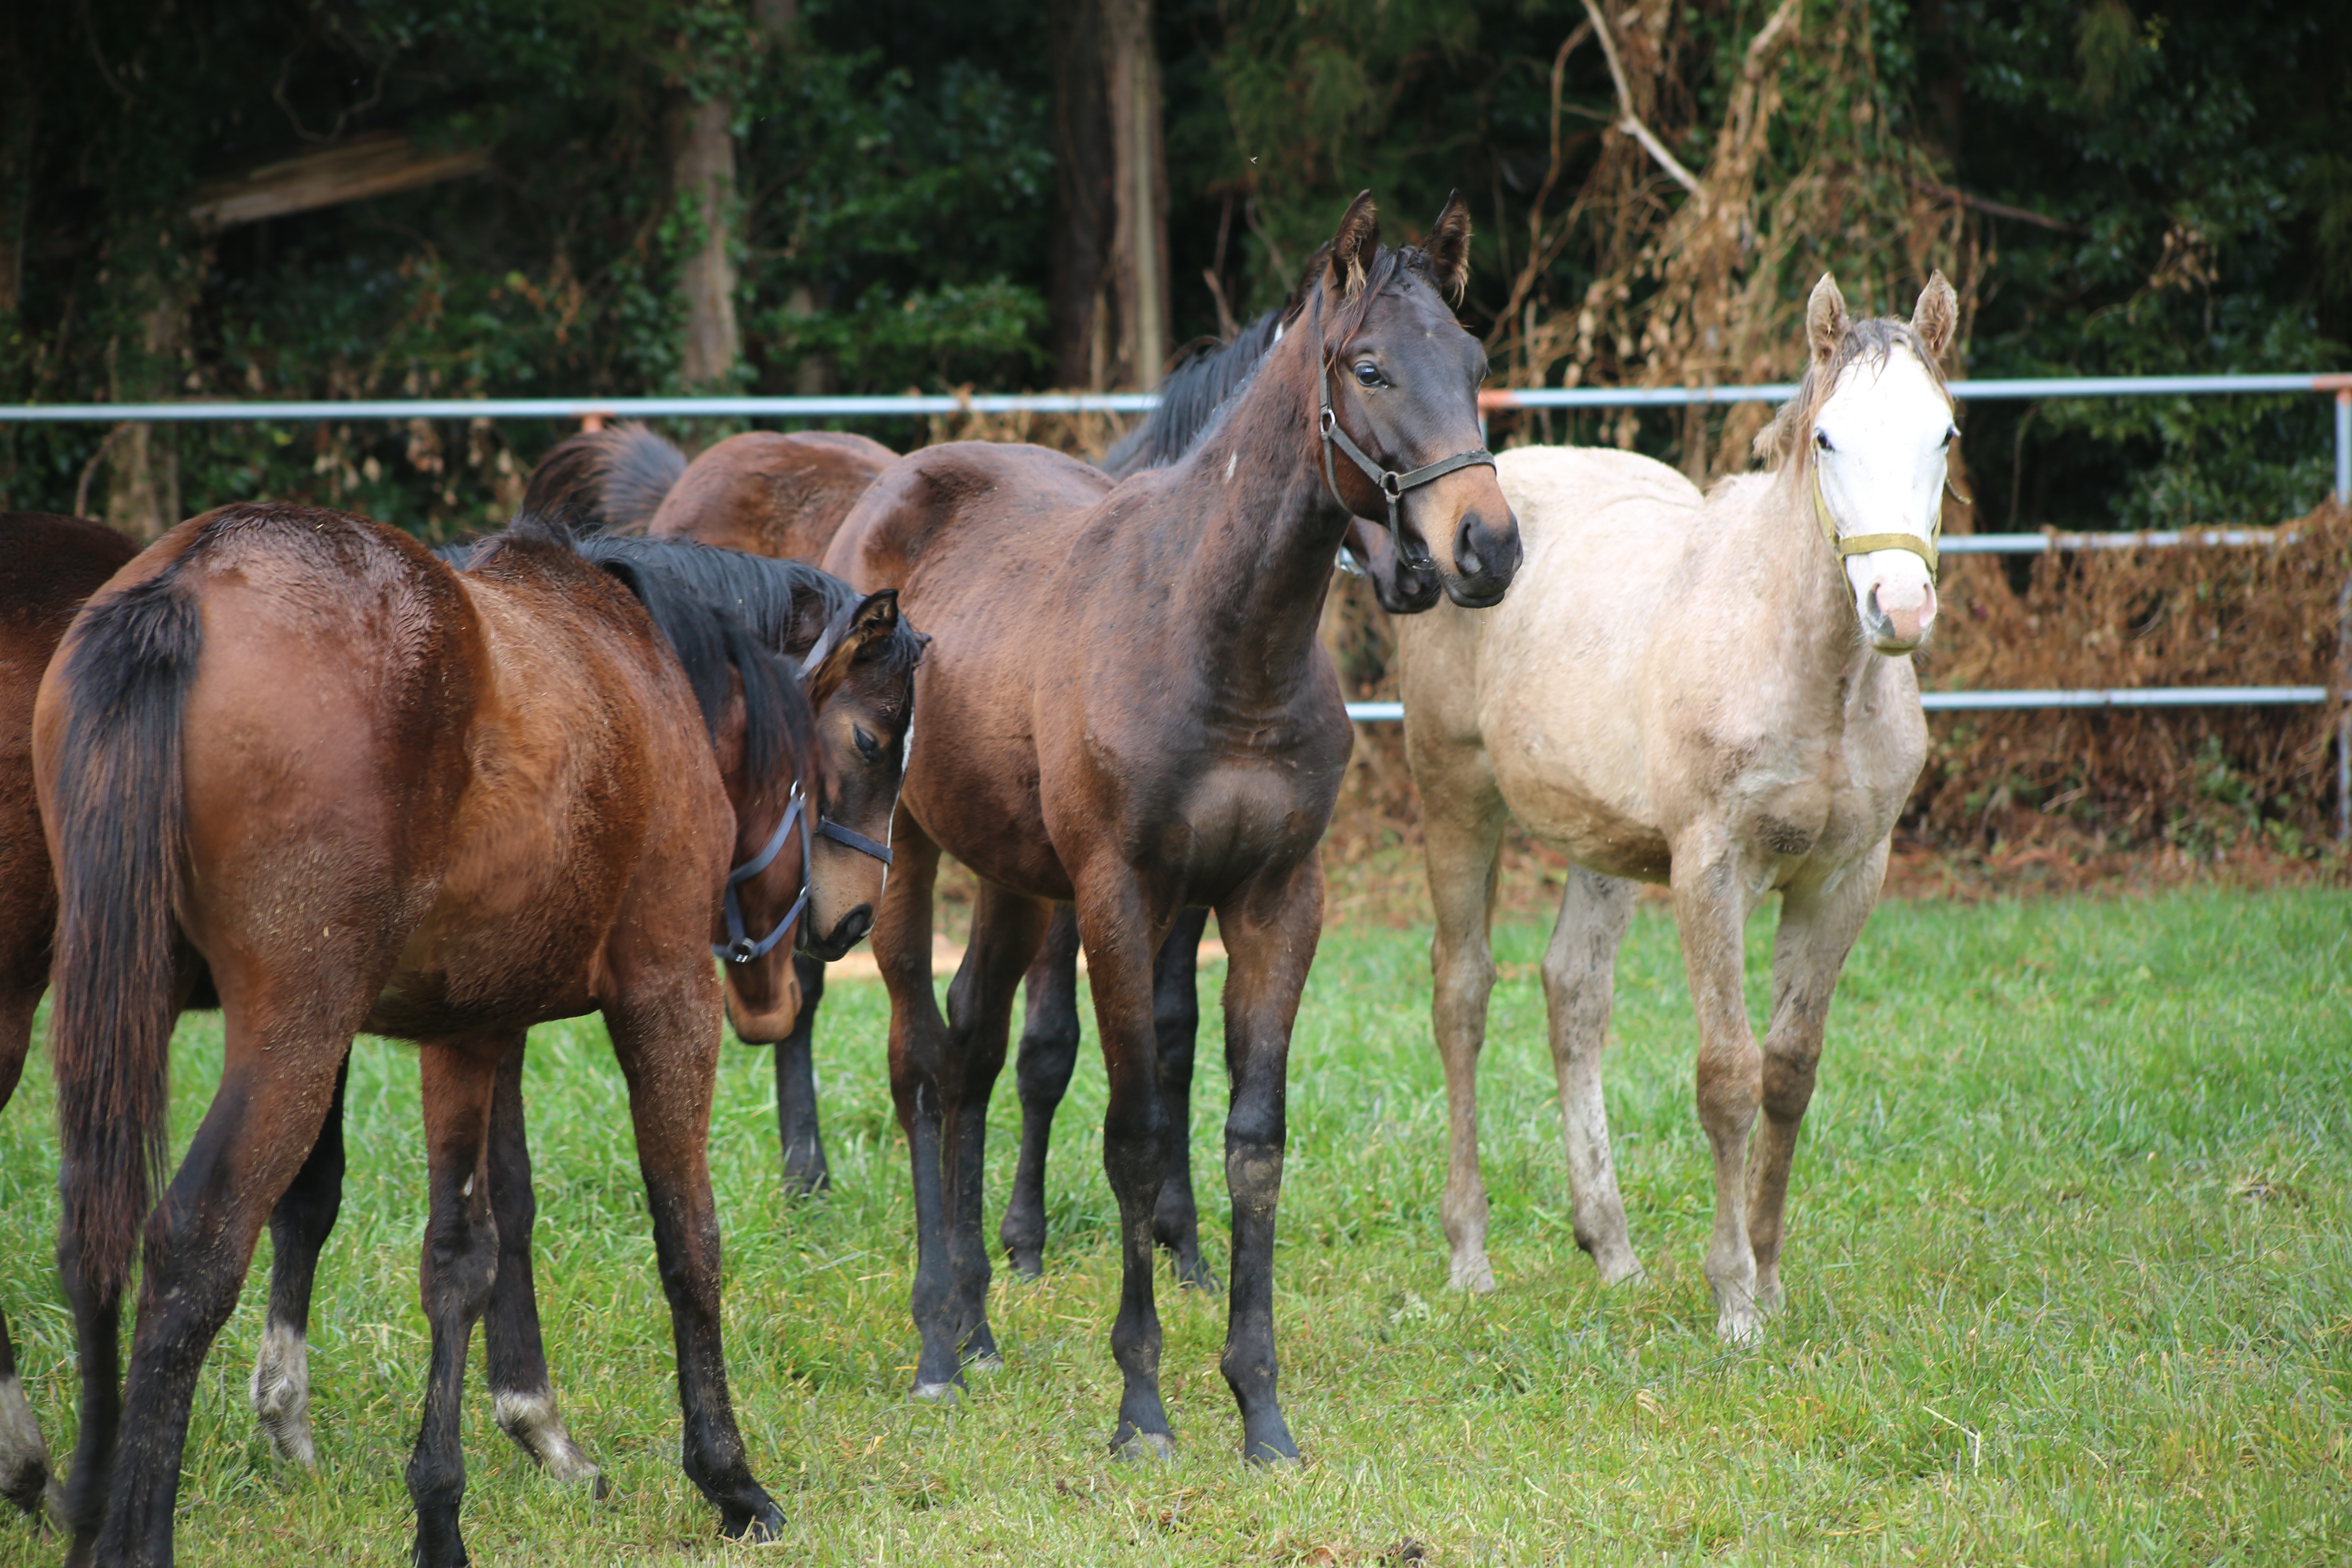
left=2, top=0, right=2347, bottom=544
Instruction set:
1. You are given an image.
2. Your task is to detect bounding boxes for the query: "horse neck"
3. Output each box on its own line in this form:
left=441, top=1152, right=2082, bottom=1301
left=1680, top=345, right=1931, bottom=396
left=1730, top=469, right=1875, bottom=697
left=1159, top=334, right=1352, bottom=698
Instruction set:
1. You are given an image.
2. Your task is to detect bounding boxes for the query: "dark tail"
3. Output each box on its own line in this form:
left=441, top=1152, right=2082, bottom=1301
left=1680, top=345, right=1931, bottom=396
left=520, top=422, right=687, bottom=535
left=48, top=562, right=203, bottom=1299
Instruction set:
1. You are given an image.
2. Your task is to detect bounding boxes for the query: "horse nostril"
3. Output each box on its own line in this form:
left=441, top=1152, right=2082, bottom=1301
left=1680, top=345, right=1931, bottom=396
left=835, top=906, right=873, bottom=949
left=1454, top=511, right=1486, bottom=578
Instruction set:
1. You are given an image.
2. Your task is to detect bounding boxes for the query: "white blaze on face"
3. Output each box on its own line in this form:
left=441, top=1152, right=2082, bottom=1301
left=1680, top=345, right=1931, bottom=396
left=1814, top=347, right=1952, bottom=653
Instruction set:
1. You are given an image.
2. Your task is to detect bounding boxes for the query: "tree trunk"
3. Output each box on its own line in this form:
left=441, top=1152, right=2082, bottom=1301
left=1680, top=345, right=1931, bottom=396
left=103, top=287, right=189, bottom=540
left=670, top=94, right=740, bottom=389
left=1050, top=0, right=1168, bottom=391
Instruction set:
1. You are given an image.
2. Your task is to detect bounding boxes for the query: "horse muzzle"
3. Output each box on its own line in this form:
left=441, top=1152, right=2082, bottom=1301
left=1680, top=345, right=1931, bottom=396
left=1863, top=577, right=1938, bottom=653
left=802, top=904, right=873, bottom=964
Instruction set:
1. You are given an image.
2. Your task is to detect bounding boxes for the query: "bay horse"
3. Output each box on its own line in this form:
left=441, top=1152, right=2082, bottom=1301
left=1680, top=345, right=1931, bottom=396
left=1399, top=273, right=1951, bottom=1341
left=0, top=512, right=138, bottom=1521
left=37, top=506, right=825, bottom=1565
left=824, top=192, right=1519, bottom=1461
left=236, top=536, right=921, bottom=1486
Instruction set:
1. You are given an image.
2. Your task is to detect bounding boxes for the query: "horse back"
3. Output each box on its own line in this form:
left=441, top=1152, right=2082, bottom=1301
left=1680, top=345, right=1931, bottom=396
left=653, top=430, right=896, bottom=561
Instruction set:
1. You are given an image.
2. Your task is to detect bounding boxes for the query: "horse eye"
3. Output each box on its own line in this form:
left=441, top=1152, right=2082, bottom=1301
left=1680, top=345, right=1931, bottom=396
left=1814, top=429, right=1833, bottom=452
left=1354, top=361, right=1383, bottom=388
left=853, top=725, right=880, bottom=762
left=1942, top=427, right=1958, bottom=448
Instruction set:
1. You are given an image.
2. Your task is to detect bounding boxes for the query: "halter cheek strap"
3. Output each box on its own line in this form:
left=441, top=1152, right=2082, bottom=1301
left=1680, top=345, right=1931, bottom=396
left=1813, top=462, right=1942, bottom=580
left=1312, top=286, right=1496, bottom=566
left=716, top=783, right=810, bottom=965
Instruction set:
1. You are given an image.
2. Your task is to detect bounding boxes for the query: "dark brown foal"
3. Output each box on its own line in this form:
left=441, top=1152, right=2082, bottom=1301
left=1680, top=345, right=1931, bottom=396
left=39, top=508, right=814, bottom=1567
left=826, top=192, right=1518, bottom=1461
left=0, top=512, right=137, bottom=1520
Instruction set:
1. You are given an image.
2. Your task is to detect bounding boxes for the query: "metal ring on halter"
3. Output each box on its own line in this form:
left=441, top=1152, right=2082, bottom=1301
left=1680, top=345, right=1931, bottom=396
left=1309, top=285, right=1495, bottom=566
left=714, top=783, right=811, bottom=965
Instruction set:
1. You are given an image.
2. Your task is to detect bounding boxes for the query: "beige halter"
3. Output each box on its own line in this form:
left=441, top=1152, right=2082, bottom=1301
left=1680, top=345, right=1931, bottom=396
left=1812, top=460, right=1942, bottom=580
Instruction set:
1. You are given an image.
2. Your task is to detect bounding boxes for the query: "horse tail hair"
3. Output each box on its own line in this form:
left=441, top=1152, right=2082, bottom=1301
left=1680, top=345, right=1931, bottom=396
left=47, top=559, right=203, bottom=1301
left=520, top=422, right=687, bottom=535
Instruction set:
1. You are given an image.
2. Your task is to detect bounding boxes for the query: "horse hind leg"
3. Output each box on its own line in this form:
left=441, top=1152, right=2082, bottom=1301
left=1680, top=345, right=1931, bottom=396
left=408, top=1036, right=508, bottom=1568
left=1747, top=846, right=1885, bottom=1314
left=249, top=1049, right=350, bottom=1468
left=1541, top=868, right=1644, bottom=1285
left=1150, top=906, right=1216, bottom=1292
left=479, top=1034, right=601, bottom=1491
left=773, top=952, right=831, bottom=1196
left=1000, top=905, right=1082, bottom=1282
left=0, top=982, right=57, bottom=1519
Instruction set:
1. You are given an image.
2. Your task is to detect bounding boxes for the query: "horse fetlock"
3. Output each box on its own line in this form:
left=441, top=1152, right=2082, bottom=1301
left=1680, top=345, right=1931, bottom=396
left=0, top=1372, right=51, bottom=1513
left=909, top=1378, right=964, bottom=1405
left=493, top=1388, right=601, bottom=1488
left=1708, top=1261, right=1764, bottom=1346
left=248, top=1322, right=316, bottom=1469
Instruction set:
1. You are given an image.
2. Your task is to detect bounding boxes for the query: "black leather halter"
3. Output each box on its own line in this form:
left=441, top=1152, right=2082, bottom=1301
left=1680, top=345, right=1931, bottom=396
left=716, top=783, right=811, bottom=965
left=1312, top=285, right=1497, bottom=568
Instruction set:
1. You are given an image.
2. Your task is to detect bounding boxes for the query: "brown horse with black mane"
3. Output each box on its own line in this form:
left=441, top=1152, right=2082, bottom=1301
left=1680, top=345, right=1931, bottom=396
left=823, top=192, right=1518, bottom=1462
left=37, top=506, right=822, bottom=1566
left=0, top=512, right=138, bottom=1521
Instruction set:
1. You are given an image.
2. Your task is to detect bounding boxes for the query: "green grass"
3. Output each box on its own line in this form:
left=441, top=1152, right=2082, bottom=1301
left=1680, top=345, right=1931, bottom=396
left=0, top=888, right=2348, bottom=1564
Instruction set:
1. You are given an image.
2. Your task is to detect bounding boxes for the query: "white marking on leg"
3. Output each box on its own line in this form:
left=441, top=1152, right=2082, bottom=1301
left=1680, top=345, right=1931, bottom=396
left=0, top=1372, right=52, bottom=1510
left=249, top=1321, right=316, bottom=1468
left=494, top=1387, right=601, bottom=1486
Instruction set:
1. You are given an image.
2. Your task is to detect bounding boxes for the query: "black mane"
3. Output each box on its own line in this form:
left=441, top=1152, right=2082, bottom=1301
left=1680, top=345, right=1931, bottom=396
left=1101, top=308, right=1287, bottom=479
left=464, top=514, right=815, bottom=787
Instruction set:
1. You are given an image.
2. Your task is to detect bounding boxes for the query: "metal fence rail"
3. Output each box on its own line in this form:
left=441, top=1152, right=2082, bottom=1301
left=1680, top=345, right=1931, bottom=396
left=8, top=369, right=2349, bottom=737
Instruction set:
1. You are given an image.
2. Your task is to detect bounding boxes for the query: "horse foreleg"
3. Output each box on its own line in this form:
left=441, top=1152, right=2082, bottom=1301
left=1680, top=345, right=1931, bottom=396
left=1000, top=906, right=1081, bottom=1281
left=604, top=983, right=782, bottom=1541
left=1213, top=859, right=1321, bottom=1465
left=252, top=1049, right=351, bottom=1468
left=1152, top=906, right=1215, bottom=1292
left=875, top=821, right=965, bottom=1398
left=773, top=952, right=831, bottom=1195
left=1748, top=844, right=1885, bottom=1313
left=940, top=883, right=1049, bottom=1370
left=1670, top=850, right=1766, bottom=1345
left=1542, top=867, right=1643, bottom=1285
left=1417, top=751, right=1508, bottom=1294
left=1075, top=876, right=1178, bottom=1461
left=479, top=1034, right=601, bottom=1490
left=408, top=1037, right=506, bottom=1568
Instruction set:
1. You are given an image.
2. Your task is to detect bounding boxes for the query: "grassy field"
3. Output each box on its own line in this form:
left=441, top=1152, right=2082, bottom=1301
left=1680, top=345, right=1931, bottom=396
left=0, top=887, right=2345, bottom=1564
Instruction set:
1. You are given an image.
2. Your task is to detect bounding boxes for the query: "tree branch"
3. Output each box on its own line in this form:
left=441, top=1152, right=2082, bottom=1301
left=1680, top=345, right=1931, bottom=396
left=1578, top=0, right=1700, bottom=197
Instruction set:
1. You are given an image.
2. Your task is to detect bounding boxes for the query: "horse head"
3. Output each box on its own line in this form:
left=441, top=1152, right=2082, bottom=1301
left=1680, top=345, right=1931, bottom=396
left=796, top=588, right=925, bottom=963
left=1798, top=270, right=1960, bottom=655
left=1308, top=191, right=1521, bottom=609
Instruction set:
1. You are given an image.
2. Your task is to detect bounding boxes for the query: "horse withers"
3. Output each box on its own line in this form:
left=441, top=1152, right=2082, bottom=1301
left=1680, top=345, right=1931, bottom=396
left=826, top=191, right=1517, bottom=1463
left=37, top=507, right=821, bottom=1566
left=1400, top=273, right=1954, bottom=1342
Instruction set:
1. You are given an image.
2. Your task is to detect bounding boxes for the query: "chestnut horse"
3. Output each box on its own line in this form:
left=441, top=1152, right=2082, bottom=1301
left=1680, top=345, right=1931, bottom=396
left=824, top=192, right=1519, bottom=1461
left=38, top=507, right=820, bottom=1565
left=0, top=512, right=137, bottom=1520
left=1400, top=274, right=1951, bottom=1341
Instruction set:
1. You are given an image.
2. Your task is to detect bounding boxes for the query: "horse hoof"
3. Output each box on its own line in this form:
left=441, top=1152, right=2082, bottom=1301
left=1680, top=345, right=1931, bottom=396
left=1111, top=1430, right=1177, bottom=1464
left=1448, top=1258, right=1497, bottom=1294
left=911, top=1380, right=963, bottom=1405
left=1243, top=1426, right=1301, bottom=1468
left=727, top=1499, right=786, bottom=1542
left=1716, top=1310, right=1764, bottom=1347
left=1598, top=1256, right=1648, bottom=1289
left=966, top=1352, right=1004, bottom=1375
left=1006, top=1252, right=1044, bottom=1283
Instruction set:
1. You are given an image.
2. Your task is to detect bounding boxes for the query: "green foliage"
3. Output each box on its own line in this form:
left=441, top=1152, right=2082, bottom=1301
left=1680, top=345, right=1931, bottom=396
left=0, top=891, right=2344, bottom=1560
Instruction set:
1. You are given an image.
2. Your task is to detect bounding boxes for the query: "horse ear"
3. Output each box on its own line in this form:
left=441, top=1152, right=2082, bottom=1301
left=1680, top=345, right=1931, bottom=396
left=1323, top=191, right=1379, bottom=302
left=803, top=589, right=900, bottom=711
left=1806, top=273, right=1849, bottom=366
left=1911, top=269, right=1958, bottom=364
left=1422, top=190, right=1472, bottom=304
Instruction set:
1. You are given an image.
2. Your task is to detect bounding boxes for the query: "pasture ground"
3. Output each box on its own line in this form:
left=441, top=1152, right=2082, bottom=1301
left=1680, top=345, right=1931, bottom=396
left=0, top=887, right=2344, bottom=1564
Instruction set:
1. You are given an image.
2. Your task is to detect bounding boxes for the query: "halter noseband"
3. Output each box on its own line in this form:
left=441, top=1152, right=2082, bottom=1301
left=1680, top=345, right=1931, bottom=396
left=1312, top=286, right=1496, bottom=565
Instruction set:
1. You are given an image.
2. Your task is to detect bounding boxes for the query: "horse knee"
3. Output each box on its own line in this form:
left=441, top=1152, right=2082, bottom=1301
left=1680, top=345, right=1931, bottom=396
left=1758, top=1042, right=1820, bottom=1122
